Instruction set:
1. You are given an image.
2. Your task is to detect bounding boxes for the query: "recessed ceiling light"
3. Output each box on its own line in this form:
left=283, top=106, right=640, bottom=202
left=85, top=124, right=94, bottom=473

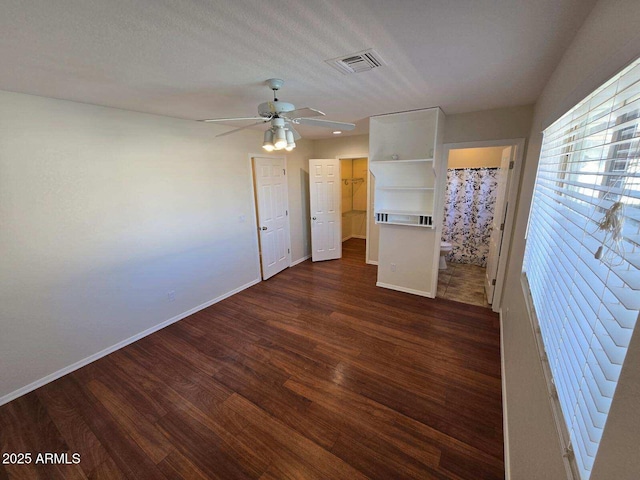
left=333, top=131, right=342, bottom=135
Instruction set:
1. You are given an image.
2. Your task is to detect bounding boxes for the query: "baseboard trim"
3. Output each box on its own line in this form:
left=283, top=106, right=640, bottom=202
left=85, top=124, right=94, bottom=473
left=342, top=235, right=353, bottom=242
left=351, top=235, right=366, bottom=239
left=366, top=260, right=378, bottom=265
left=290, top=255, right=311, bottom=267
left=500, top=309, right=511, bottom=480
left=0, top=277, right=261, bottom=407
left=376, top=282, right=433, bottom=298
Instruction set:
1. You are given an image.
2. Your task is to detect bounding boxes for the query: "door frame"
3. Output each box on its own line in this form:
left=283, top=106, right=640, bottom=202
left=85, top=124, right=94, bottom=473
left=249, top=153, right=292, bottom=280
left=333, top=153, right=372, bottom=263
left=440, top=138, right=525, bottom=313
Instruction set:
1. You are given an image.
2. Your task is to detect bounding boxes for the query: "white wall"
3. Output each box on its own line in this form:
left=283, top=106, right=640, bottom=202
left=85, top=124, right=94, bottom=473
left=447, top=146, right=505, bottom=169
left=500, top=0, right=640, bottom=478
left=0, top=91, right=263, bottom=403
left=313, top=134, right=369, bottom=159
left=444, top=105, right=534, bottom=144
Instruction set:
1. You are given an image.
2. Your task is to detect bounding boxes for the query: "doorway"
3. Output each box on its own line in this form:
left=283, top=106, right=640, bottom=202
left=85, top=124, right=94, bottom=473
left=437, top=139, right=524, bottom=311
left=340, top=157, right=368, bottom=243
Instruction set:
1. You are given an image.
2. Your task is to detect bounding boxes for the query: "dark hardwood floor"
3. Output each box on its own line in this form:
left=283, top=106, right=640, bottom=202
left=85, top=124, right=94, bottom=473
left=0, top=239, right=504, bottom=479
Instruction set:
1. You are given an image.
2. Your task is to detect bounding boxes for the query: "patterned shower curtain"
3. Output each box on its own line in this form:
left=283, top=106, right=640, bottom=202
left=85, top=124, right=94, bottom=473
left=442, top=168, right=499, bottom=267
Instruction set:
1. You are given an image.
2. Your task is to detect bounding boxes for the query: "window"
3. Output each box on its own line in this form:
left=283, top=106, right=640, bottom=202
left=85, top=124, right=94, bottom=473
left=523, top=58, right=640, bottom=480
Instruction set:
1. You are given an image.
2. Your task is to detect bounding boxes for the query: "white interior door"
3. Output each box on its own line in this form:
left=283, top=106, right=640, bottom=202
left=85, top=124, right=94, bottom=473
left=254, top=156, right=291, bottom=280
left=485, top=147, right=513, bottom=302
left=309, top=159, right=342, bottom=262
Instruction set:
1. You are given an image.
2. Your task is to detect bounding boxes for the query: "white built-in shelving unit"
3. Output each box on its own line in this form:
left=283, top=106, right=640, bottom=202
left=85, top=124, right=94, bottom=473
left=369, top=107, right=445, bottom=298
left=369, top=110, right=440, bottom=228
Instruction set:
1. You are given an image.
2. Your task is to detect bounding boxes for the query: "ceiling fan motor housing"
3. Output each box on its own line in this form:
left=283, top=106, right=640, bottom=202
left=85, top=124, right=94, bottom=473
left=258, top=101, right=295, bottom=118
left=271, top=117, right=285, bottom=129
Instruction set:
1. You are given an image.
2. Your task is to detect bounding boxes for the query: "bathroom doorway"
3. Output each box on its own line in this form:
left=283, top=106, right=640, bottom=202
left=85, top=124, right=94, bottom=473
left=437, top=139, right=524, bottom=311
left=340, top=157, right=368, bottom=258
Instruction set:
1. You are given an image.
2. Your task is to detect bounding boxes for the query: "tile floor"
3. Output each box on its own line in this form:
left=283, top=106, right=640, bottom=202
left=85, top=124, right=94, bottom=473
left=436, top=261, right=491, bottom=308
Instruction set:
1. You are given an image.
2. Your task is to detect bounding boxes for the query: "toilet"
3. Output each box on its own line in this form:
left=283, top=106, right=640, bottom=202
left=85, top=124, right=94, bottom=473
left=439, top=242, right=452, bottom=270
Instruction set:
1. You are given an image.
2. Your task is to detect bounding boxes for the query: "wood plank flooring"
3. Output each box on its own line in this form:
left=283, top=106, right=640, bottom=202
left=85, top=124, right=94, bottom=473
left=0, top=239, right=504, bottom=479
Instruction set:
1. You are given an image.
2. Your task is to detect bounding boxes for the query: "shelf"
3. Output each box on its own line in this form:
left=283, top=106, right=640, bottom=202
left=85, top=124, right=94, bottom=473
left=370, top=107, right=443, bottom=231
left=375, top=186, right=434, bottom=213
left=376, top=209, right=433, bottom=216
left=379, top=221, right=435, bottom=228
left=342, top=210, right=367, bottom=217
left=375, top=211, right=434, bottom=227
left=370, top=160, right=437, bottom=188
left=343, top=177, right=365, bottom=185
left=369, top=109, right=439, bottom=164
left=370, top=107, right=445, bottom=297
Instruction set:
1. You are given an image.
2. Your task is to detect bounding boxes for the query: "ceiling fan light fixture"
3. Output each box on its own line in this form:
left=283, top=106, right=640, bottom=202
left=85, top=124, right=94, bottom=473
left=262, top=129, right=274, bottom=152
left=285, top=130, right=296, bottom=151
left=274, top=127, right=287, bottom=149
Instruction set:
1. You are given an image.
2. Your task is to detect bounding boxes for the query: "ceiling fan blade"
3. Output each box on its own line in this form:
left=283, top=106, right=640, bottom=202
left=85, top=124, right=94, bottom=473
left=285, top=107, right=325, bottom=119
left=287, top=124, right=302, bottom=141
left=215, top=120, right=269, bottom=137
left=200, top=116, right=266, bottom=123
left=296, top=118, right=356, bottom=131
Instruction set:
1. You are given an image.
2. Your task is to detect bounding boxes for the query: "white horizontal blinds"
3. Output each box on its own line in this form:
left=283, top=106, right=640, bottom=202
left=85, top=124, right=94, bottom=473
left=524, top=58, right=640, bottom=480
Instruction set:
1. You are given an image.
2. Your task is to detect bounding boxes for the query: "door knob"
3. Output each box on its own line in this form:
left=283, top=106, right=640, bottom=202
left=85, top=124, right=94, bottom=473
left=261, top=226, right=267, bottom=230
left=312, top=217, right=317, bottom=220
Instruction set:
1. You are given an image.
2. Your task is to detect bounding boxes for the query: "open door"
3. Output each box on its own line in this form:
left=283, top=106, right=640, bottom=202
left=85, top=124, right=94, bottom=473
left=254, top=156, right=291, bottom=279
left=309, top=158, right=342, bottom=262
left=484, top=146, right=514, bottom=302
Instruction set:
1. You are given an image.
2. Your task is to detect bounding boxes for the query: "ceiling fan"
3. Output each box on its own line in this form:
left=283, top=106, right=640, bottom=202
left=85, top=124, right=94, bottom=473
left=199, top=78, right=356, bottom=152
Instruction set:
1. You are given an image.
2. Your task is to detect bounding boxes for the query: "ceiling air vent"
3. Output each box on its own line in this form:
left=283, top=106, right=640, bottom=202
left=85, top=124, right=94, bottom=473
left=325, top=49, right=385, bottom=74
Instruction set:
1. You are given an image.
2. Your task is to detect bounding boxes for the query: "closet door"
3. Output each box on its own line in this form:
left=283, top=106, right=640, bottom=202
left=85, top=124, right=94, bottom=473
left=309, top=159, right=342, bottom=262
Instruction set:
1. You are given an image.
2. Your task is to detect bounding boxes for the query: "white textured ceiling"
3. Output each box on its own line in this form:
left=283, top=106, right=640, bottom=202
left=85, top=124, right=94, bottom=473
left=0, top=0, right=596, bottom=138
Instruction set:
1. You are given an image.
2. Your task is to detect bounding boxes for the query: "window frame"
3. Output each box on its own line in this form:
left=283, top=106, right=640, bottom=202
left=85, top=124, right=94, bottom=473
left=521, top=57, right=640, bottom=480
